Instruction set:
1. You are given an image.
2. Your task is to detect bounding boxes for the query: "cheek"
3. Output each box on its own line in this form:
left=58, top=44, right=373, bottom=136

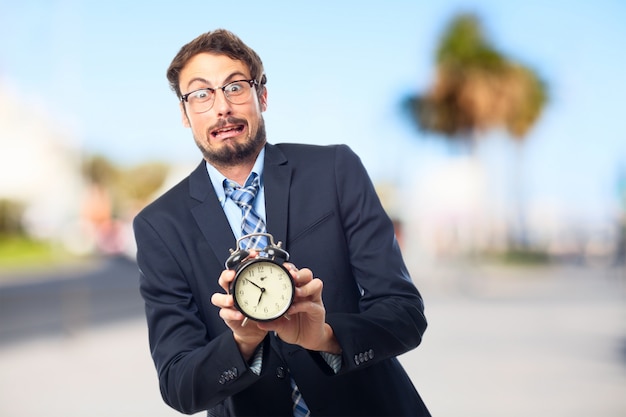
left=186, top=115, right=210, bottom=140
left=248, top=106, right=265, bottom=132
left=180, top=103, right=191, bottom=128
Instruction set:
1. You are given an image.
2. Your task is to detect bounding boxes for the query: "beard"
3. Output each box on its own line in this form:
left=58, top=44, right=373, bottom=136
left=195, top=116, right=267, bottom=168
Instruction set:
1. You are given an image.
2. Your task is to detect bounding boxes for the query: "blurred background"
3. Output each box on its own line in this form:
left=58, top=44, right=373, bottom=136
left=1, top=1, right=625, bottom=416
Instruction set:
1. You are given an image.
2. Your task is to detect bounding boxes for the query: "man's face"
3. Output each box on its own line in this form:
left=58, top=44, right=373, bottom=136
left=178, top=53, right=267, bottom=167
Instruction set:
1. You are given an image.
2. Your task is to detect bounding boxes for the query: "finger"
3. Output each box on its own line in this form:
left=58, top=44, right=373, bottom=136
left=284, top=262, right=297, bottom=274
left=219, top=305, right=246, bottom=323
left=211, top=292, right=234, bottom=309
left=283, top=263, right=301, bottom=285
left=295, top=277, right=323, bottom=300
left=288, top=299, right=324, bottom=315
left=218, top=269, right=236, bottom=292
left=293, top=268, right=314, bottom=286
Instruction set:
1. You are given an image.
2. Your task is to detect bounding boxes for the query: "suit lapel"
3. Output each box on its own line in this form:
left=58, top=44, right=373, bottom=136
left=188, top=161, right=238, bottom=264
left=263, top=144, right=291, bottom=249
left=187, top=144, right=292, bottom=264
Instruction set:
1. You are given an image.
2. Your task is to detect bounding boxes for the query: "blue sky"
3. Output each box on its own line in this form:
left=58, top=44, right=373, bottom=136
left=1, top=0, right=625, bottom=224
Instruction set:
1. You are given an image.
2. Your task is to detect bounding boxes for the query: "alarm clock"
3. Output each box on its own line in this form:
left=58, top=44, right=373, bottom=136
left=225, top=232, right=295, bottom=322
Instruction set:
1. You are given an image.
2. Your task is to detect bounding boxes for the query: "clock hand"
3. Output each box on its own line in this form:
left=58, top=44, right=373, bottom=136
left=246, top=278, right=262, bottom=290
left=257, top=287, right=266, bottom=305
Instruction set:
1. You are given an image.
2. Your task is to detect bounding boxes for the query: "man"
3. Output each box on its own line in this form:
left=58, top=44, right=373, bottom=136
left=133, top=29, right=431, bottom=416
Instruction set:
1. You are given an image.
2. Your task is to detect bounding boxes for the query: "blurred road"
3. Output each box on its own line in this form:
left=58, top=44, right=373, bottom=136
left=0, top=256, right=144, bottom=344
left=0, top=257, right=625, bottom=416
left=404, top=261, right=626, bottom=417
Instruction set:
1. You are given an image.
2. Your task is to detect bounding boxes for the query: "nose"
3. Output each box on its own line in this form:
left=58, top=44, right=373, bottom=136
left=212, top=88, right=233, bottom=116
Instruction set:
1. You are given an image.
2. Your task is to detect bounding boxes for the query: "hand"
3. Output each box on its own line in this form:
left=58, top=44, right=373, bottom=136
left=211, top=253, right=267, bottom=360
left=257, top=264, right=341, bottom=354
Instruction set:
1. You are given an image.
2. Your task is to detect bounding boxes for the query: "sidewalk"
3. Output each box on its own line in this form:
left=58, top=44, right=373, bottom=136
left=0, top=262, right=625, bottom=416
left=404, top=262, right=626, bottom=416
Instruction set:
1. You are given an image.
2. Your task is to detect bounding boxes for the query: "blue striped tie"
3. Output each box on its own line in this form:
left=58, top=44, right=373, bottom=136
left=225, top=174, right=310, bottom=417
left=224, top=173, right=269, bottom=250
left=290, top=376, right=311, bottom=417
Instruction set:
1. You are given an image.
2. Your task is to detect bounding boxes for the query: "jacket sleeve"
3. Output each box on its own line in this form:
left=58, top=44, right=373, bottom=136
left=325, top=145, right=428, bottom=374
left=133, top=212, right=261, bottom=414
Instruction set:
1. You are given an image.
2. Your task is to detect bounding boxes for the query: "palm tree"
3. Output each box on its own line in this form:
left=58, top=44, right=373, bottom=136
left=405, top=13, right=548, bottom=250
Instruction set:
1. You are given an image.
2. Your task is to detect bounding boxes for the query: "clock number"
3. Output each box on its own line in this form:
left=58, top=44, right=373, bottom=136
left=232, top=259, right=293, bottom=321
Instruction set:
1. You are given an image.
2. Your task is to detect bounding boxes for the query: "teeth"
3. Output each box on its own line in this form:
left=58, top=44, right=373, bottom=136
left=215, top=126, right=239, bottom=134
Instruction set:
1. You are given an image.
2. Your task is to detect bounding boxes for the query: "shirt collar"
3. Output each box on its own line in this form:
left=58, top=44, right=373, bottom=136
left=206, top=147, right=266, bottom=206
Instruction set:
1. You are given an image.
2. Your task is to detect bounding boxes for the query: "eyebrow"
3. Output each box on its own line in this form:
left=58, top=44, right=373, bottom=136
left=185, top=71, right=250, bottom=90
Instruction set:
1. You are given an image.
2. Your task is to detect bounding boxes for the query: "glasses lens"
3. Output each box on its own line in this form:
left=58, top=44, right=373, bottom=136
left=187, top=89, right=215, bottom=113
left=224, top=81, right=252, bottom=104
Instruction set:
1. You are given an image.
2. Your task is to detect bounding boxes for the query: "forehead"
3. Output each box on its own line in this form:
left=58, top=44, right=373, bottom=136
left=179, top=53, right=250, bottom=88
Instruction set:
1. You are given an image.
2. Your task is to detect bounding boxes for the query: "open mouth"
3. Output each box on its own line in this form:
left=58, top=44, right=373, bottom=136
left=211, top=124, right=245, bottom=138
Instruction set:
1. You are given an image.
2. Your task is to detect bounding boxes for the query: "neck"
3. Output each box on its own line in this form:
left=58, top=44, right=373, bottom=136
left=215, top=163, right=254, bottom=186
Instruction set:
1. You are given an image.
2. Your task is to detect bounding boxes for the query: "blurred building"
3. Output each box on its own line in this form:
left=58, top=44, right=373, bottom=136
left=377, top=153, right=621, bottom=269
left=0, top=79, right=86, bottom=250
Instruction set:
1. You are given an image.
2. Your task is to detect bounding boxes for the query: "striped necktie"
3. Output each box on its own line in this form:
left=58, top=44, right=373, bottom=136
left=224, top=173, right=269, bottom=250
left=225, top=173, right=310, bottom=417
left=290, top=376, right=311, bottom=417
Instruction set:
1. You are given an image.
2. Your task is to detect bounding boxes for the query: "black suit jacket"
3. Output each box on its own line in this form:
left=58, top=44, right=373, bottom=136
left=133, top=143, right=430, bottom=416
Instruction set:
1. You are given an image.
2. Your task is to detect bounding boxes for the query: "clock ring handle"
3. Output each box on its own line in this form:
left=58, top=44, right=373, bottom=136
left=237, top=232, right=289, bottom=262
left=226, top=232, right=290, bottom=269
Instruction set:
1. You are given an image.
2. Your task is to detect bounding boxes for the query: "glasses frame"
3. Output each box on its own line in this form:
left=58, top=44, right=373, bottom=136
left=180, top=79, right=258, bottom=112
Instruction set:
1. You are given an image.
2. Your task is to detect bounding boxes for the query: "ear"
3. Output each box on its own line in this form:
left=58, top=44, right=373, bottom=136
left=259, top=87, right=268, bottom=112
left=180, top=101, right=191, bottom=128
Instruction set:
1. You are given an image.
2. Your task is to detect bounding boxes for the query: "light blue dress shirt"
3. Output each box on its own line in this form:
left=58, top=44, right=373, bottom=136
left=205, top=148, right=267, bottom=241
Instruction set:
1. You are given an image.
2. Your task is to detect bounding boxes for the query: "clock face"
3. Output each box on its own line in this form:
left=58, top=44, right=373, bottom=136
left=232, top=260, right=295, bottom=321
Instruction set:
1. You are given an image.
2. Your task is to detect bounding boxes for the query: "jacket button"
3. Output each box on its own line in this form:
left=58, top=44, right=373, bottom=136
left=276, top=366, right=286, bottom=379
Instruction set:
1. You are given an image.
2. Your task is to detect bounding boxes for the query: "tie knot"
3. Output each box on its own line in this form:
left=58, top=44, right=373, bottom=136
left=224, top=174, right=260, bottom=207
left=223, top=173, right=268, bottom=250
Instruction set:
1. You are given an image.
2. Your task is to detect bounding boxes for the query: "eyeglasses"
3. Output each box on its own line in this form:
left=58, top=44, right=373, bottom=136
left=181, top=79, right=258, bottom=113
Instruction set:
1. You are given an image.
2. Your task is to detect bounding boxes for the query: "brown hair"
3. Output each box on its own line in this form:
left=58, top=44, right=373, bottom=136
left=166, top=29, right=267, bottom=99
